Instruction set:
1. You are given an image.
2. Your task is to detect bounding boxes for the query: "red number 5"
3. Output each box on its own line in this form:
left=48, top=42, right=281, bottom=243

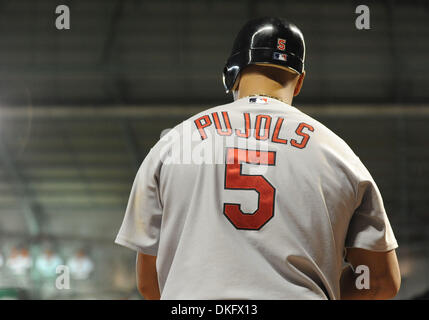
left=224, top=148, right=276, bottom=230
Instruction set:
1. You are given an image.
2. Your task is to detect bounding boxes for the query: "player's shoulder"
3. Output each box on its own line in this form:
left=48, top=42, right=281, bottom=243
left=289, top=107, right=342, bottom=142
left=296, top=109, right=362, bottom=164
left=295, top=110, right=342, bottom=142
left=163, top=100, right=237, bottom=136
left=148, top=101, right=235, bottom=152
left=186, top=100, right=237, bottom=121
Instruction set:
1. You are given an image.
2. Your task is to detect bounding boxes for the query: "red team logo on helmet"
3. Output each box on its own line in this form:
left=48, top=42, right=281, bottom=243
left=277, top=38, right=286, bottom=51
left=274, top=38, right=288, bottom=62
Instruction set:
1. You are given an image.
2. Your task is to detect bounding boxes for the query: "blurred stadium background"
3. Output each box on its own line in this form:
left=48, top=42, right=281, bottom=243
left=0, top=0, right=428, bottom=299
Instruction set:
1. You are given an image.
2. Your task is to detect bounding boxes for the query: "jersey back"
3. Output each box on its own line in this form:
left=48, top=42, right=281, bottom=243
left=115, top=95, right=398, bottom=299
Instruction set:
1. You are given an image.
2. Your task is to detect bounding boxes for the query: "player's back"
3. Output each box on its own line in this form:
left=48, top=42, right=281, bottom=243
left=116, top=95, right=397, bottom=299
left=150, top=95, right=367, bottom=299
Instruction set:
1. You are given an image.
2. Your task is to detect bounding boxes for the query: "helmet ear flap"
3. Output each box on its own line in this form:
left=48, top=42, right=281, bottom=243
left=223, top=51, right=247, bottom=93
left=222, top=59, right=241, bottom=93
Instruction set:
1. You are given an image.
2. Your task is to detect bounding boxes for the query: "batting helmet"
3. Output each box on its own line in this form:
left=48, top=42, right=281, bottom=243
left=222, top=17, right=306, bottom=93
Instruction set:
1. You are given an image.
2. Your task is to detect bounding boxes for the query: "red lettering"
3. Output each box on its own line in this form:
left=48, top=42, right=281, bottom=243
left=194, top=115, right=212, bottom=140
left=271, top=117, right=287, bottom=144
left=255, top=115, right=272, bottom=140
left=291, top=123, right=314, bottom=149
left=212, top=112, right=232, bottom=136
left=235, top=113, right=251, bottom=138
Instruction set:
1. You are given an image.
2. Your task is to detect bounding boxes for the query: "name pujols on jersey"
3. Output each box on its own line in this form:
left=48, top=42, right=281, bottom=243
left=194, top=110, right=315, bottom=149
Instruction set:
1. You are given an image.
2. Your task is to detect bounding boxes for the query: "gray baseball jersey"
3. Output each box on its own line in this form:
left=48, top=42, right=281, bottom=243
left=115, top=95, right=398, bottom=300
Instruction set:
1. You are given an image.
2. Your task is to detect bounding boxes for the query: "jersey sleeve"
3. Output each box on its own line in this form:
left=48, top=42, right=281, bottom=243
left=115, top=147, right=163, bottom=256
left=345, top=158, right=398, bottom=252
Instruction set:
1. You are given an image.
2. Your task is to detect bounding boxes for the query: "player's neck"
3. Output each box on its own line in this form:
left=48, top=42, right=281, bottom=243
left=235, top=73, right=295, bottom=105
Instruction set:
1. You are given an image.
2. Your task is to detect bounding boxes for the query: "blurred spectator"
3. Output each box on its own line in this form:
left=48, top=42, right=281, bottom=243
left=6, top=247, right=32, bottom=275
left=35, top=249, right=63, bottom=278
left=0, top=252, right=4, bottom=268
left=67, top=250, right=94, bottom=280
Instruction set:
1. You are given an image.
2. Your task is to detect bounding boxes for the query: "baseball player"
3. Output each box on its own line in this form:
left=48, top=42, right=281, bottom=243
left=115, top=17, right=400, bottom=300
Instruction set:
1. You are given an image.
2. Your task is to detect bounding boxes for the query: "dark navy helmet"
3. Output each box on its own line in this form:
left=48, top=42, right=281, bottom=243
left=222, top=17, right=306, bottom=93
